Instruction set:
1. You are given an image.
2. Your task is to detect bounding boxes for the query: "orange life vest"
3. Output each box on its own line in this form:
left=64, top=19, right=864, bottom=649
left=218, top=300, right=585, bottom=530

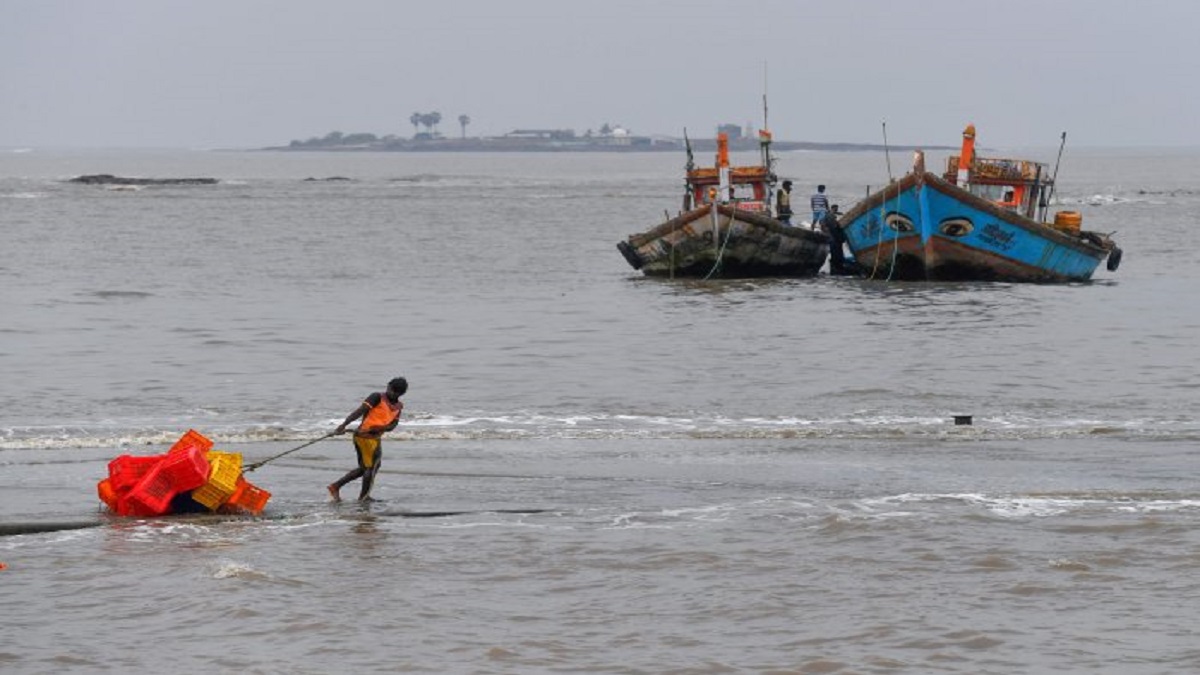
left=356, top=394, right=402, bottom=438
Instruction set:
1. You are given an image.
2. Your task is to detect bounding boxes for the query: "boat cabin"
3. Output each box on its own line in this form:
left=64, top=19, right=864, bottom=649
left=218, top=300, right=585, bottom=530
left=682, top=132, right=772, bottom=214
left=943, top=154, right=1051, bottom=219
left=942, top=124, right=1053, bottom=220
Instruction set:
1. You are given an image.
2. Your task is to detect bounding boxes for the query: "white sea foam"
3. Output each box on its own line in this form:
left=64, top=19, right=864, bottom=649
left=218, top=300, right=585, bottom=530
left=862, top=492, right=1200, bottom=519
left=212, top=560, right=271, bottom=581
left=1054, top=193, right=1141, bottom=206
left=1, top=411, right=1196, bottom=451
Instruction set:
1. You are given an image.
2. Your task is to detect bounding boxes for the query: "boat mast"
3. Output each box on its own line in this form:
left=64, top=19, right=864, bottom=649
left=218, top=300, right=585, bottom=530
left=760, top=64, right=777, bottom=216
left=883, top=121, right=894, bottom=182
left=761, top=92, right=772, bottom=172
left=760, top=61, right=775, bottom=179
left=1043, top=131, right=1067, bottom=219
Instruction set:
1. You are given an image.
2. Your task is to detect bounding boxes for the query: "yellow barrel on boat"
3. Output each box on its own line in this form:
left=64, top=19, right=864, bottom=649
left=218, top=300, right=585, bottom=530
left=1053, top=210, right=1082, bottom=235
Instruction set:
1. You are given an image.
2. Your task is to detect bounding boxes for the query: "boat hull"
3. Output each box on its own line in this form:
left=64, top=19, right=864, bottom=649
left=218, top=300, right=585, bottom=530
left=839, top=172, right=1112, bottom=282
left=619, top=204, right=829, bottom=278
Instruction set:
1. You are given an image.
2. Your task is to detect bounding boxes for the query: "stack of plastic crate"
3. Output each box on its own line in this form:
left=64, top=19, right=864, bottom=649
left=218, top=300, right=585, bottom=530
left=97, top=429, right=273, bottom=517
left=122, top=444, right=210, bottom=516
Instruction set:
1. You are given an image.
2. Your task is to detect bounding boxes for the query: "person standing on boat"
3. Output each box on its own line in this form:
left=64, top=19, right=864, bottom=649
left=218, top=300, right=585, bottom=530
left=822, top=205, right=854, bottom=276
left=811, top=184, right=830, bottom=230
left=328, top=377, right=407, bottom=503
left=776, top=180, right=794, bottom=224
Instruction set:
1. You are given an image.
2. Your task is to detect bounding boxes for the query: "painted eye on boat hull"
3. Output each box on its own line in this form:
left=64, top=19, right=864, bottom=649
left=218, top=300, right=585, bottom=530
left=884, top=212, right=915, bottom=232
left=939, top=217, right=973, bottom=237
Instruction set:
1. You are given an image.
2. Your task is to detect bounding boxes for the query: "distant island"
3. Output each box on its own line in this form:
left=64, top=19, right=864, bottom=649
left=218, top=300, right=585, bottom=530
left=266, top=119, right=941, bottom=154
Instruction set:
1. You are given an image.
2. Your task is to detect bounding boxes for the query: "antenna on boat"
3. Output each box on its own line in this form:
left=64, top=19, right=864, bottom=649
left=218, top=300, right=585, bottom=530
left=1045, top=131, right=1067, bottom=209
left=760, top=94, right=774, bottom=174
left=761, top=61, right=769, bottom=129
left=760, top=63, right=774, bottom=177
left=882, top=121, right=894, bottom=182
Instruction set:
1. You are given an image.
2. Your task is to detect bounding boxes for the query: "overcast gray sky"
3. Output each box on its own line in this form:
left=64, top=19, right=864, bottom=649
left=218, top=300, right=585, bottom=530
left=2, top=0, right=1196, bottom=148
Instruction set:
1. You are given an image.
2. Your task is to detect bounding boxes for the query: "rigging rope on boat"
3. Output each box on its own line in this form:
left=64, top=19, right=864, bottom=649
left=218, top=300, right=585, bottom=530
left=886, top=183, right=900, bottom=282
left=702, top=204, right=737, bottom=281
left=872, top=120, right=901, bottom=282
left=868, top=191, right=884, bottom=280
left=868, top=181, right=900, bottom=281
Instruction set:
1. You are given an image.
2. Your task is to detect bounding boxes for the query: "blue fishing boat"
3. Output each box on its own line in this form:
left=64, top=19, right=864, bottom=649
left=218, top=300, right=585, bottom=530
left=837, top=125, right=1121, bottom=282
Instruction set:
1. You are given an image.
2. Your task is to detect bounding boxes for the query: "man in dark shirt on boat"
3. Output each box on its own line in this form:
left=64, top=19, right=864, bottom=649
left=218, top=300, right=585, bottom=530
left=328, top=377, right=407, bottom=503
left=811, top=184, right=830, bottom=229
left=776, top=180, right=794, bottom=224
left=822, top=205, right=856, bottom=276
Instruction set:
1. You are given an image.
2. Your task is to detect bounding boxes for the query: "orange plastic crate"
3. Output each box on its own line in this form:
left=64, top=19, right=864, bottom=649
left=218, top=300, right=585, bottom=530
left=97, top=478, right=119, bottom=511
left=107, top=454, right=165, bottom=493
left=191, top=451, right=244, bottom=510
left=225, top=477, right=271, bottom=515
left=168, top=429, right=214, bottom=455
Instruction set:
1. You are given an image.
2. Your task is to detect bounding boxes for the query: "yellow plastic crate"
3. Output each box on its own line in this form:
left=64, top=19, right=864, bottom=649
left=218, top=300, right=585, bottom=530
left=190, top=451, right=244, bottom=510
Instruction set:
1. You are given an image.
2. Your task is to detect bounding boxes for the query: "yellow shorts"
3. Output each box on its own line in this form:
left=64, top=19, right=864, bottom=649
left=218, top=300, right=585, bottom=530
left=352, top=435, right=381, bottom=469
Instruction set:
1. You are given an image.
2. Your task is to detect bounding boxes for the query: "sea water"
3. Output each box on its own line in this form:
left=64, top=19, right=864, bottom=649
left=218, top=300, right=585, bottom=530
left=1, top=146, right=1198, bottom=673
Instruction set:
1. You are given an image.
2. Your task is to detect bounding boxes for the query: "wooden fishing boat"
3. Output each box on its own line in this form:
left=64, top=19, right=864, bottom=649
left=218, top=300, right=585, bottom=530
left=617, top=131, right=828, bottom=278
left=838, top=125, right=1122, bottom=282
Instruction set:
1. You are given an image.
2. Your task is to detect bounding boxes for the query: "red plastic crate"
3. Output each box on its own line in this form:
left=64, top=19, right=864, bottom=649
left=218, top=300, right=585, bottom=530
left=107, top=454, right=165, bottom=493
left=168, top=429, right=213, bottom=455
left=118, top=495, right=164, bottom=517
left=157, top=445, right=210, bottom=492
left=122, top=466, right=178, bottom=516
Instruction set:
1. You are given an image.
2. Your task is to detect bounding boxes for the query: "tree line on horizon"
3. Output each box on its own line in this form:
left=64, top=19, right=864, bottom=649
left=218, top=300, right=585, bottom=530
left=287, top=111, right=472, bottom=148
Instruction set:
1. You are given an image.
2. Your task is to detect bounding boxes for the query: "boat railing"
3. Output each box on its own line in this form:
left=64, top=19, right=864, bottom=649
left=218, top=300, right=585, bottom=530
left=687, top=166, right=770, bottom=184
left=945, top=156, right=1046, bottom=183
left=727, top=199, right=768, bottom=213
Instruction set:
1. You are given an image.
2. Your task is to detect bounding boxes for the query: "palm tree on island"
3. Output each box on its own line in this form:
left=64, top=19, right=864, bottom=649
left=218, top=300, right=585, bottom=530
left=458, top=114, right=471, bottom=139
left=408, top=112, right=443, bottom=140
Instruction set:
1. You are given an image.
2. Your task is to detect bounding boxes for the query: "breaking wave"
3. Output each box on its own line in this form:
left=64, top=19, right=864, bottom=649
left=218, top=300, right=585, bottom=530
left=1054, top=194, right=1135, bottom=206
left=861, top=491, right=1200, bottom=519
left=1, top=411, right=1196, bottom=451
